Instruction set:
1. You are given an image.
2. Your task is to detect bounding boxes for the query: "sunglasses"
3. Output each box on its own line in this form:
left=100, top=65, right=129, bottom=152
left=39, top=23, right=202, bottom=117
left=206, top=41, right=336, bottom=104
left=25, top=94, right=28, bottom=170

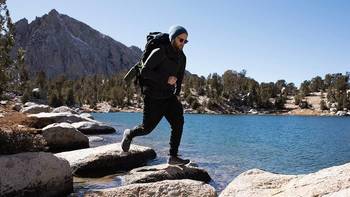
left=179, top=38, right=189, bottom=44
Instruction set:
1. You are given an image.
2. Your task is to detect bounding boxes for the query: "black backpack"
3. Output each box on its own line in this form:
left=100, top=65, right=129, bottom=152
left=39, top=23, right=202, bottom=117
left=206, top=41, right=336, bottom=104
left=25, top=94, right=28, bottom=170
left=123, top=32, right=170, bottom=88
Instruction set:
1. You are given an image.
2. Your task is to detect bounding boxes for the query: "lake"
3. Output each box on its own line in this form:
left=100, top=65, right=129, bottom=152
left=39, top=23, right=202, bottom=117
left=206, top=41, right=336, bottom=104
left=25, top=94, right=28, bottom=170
left=73, top=112, right=350, bottom=194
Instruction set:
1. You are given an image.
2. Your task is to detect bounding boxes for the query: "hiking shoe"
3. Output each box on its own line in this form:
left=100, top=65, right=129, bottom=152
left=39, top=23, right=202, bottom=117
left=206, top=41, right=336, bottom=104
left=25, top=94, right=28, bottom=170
left=167, top=156, right=190, bottom=165
left=121, top=129, right=132, bottom=152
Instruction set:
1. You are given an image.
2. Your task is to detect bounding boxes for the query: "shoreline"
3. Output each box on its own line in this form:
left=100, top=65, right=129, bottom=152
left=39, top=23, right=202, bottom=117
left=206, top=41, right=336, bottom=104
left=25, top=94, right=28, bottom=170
left=86, top=107, right=344, bottom=117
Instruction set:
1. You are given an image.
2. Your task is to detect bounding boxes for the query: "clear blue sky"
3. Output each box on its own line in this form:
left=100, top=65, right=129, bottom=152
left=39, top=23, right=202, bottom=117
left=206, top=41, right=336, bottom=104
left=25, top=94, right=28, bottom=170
left=8, top=0, right=350, bottom=86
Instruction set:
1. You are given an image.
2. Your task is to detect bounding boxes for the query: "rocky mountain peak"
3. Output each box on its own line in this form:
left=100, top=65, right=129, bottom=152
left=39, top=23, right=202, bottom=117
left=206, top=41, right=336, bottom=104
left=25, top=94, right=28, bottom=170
left=48, top=9, right=59, bottom=17
left=13, top=9, right=142, bottom=79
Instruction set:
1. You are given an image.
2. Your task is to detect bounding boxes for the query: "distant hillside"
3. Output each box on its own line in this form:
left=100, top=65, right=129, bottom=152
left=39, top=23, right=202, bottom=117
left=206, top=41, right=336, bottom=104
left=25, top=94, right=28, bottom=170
left=13, top=9, right=142, bottom=79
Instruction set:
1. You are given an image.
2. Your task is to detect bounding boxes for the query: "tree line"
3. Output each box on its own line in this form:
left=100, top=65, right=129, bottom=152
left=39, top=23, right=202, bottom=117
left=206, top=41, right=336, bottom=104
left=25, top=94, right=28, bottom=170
left=10, top=68, right=348, bottom=113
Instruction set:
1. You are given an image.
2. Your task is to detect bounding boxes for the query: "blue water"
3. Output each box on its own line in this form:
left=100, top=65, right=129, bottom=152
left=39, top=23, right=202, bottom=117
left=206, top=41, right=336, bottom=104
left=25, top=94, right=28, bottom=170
left=84, top=113, right=350, bottom=193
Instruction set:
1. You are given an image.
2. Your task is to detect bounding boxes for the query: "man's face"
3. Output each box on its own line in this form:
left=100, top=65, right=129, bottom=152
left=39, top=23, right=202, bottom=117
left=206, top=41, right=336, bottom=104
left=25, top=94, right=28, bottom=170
left=172, top=33, right=188, bottom=51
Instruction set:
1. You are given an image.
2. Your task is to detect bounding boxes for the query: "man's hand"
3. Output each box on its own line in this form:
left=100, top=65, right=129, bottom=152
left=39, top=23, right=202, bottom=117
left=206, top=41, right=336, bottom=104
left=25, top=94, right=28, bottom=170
left=168, top=76, right=177, bottom=85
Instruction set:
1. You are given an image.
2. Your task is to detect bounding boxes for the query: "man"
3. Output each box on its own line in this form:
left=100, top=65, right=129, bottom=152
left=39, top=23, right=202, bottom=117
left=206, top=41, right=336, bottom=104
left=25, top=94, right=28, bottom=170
left=121, top=25, right=189, bottom=165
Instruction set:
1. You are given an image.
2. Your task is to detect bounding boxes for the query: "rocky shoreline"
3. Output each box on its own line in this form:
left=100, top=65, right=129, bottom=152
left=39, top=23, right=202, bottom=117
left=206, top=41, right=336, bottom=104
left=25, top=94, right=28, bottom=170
left=1, top=99, right=350, bottom=196
left=82, top=102, right=350, bottom=117
left=78, top=92, right=350, bottom=117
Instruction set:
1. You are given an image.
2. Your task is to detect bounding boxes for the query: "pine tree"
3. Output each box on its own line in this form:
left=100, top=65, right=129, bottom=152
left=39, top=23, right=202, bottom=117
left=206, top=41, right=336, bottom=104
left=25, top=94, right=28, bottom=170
left=17, top=48, right=28, bottom=94
left=65, top=88, right=75, bottom=107
left=0, top=0, right=15, bottom=98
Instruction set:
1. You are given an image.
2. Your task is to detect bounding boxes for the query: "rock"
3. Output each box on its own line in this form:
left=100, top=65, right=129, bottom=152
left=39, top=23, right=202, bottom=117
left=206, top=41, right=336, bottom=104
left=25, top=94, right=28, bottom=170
left=0, top=100, right=8, bottom=105
left=71, top=121, right=116, bottom=134
left=336, top=111, right=347, bottom=116
left=55, top=143, right=156, bottom=177
left=330, top=107, right=337, bottom=113
left=88, top=136, right=104, bottom=142
left=23, top=102, right=37, bottom=107
left=84, top=179, right=217, bottom=197
left=12, top=103, right=22, bottom=111
left=17, top=125, right=25, bottom=129
left=324, top=188, right=350, bottom=197
left=0, top=152, right=72, bottom=196
left=52, top=106, right=79, bottom=114
left=220, top=162, right=350, bottom=197
left=97, top=102, right=112, bottom=112
left=299, top=101, right=308, bottom=109
left=248, top=109, right=258, bottom=114
left=21, top=104, right=52, bottom=114
left=0, top=113, right=4, bottom=118
left=27, top=112, right=91, bottom=128
left=42, top=122, right=89, bottom=152
left=32, top=88, right=41, bottom=98
left=123, top=164, right=212, bottom=185
left=80, top=113, right=94, bottom=120
left=331, top=103, right=337, bottom=108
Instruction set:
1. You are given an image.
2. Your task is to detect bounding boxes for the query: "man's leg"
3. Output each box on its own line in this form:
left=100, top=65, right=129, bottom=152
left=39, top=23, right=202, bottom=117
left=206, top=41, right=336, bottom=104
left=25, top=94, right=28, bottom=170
left=121, top=96, right=164, bottom=151
left=165, top=96, right=189, bottom=165
left=164, top=96, right=185, bottom=157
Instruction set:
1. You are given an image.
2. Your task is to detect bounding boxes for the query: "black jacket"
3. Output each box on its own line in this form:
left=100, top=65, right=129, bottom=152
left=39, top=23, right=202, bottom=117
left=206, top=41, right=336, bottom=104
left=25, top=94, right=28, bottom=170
left=141, top=43, right=186, bottom=99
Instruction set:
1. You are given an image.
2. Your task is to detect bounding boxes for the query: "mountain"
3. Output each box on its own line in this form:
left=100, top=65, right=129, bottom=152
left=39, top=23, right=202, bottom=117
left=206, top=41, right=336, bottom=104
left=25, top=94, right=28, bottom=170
left=13, top=9, right=142, bottom=79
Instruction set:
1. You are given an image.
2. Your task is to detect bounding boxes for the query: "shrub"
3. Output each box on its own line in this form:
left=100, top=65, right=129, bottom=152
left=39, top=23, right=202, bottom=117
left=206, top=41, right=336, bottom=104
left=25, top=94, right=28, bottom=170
left=0, top=128, right=47, bottom=154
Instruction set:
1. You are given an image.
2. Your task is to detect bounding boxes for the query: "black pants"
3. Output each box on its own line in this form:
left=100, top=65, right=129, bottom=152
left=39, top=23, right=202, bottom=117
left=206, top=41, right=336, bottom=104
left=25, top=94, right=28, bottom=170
left=129, top=95, right=184, bottom=156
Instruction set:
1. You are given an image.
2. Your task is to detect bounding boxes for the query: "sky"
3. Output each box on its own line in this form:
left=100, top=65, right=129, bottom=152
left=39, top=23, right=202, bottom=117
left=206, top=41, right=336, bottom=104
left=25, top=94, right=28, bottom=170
left=7, top=0, right=350, bottom=86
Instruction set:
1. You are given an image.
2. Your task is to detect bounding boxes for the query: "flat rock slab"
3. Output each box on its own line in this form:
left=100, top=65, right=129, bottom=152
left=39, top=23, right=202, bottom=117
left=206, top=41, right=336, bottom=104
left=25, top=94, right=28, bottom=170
left=27, top=112, right=91, bottom=128
left=0, top=152, right=72, bottom=197
left=71, top=121, right=116, bottom=134
left=84, top=179, right=217, bottom=197
left=21, top=104, right=52, bottom=114
left=220, top=162, right=350, bottom=197
left=88, top=136, right=104, bottom=142
left=55, top=143, right=156, bottom=177
left=52, top=106, right=79, bottom=114
left=123, top=164, right=212, bottom=185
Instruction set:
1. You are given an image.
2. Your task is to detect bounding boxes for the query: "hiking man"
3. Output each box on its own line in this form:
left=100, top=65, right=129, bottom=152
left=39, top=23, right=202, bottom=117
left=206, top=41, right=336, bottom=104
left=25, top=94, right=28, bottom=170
left=121, top=25, right=189, bottom=165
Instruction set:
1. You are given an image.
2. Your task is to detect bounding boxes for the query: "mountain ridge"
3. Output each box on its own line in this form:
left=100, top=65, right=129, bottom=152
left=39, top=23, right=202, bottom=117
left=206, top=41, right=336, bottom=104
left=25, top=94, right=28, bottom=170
left=13, top=9, right=142, bottom=79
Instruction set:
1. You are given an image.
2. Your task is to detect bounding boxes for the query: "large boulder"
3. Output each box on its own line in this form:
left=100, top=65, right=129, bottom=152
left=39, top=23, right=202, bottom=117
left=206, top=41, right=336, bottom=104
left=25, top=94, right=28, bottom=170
left=71, top=121, right=116, bottom=134
left=42, top=122, right=89, bottom=152
left=21, top=104, right=52, bottom=114
left=123, top=164, right=212, bottom=185
left=55, top=143, right=156, bottom=177
left=27, top=112, right=91, bottom=128
left=85, top=179, right=217, bottom=197
left=0, top=152, right=72, bottom=197
left=52, top=106, right=79, bottom=114
left=220, top=162, right=350, bottom=197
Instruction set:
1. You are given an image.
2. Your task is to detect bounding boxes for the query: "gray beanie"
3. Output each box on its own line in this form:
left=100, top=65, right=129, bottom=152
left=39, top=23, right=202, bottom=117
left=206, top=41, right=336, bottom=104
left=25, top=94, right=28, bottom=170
left=169, top=25, right=188, bottom=41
